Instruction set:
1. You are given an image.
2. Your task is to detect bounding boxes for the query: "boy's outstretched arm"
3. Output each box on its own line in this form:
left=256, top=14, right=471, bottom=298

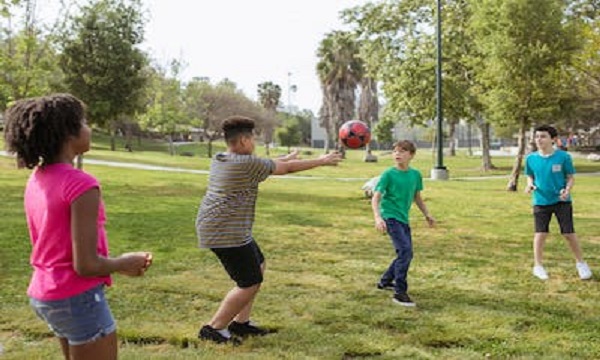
left=414, top=191, right=435, bottom=227
left=371, top=191, right=387, bottom=233
left=277, top=148, right=300, bottom=162
left=272, top=152, right=342, bottom=175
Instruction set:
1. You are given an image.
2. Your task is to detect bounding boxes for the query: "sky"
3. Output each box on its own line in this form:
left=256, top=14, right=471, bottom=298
left=140, top=0, right=369, bottom=114
left=36, top=0, right=370, bottom=114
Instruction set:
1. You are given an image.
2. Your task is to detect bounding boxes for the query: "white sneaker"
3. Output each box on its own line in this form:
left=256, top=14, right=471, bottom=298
left=533, top=265, right=549, bottom=280
left=576, top=262, right=592, bottom=280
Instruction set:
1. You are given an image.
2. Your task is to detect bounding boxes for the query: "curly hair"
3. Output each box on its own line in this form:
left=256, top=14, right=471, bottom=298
left=222, top=115, right=255, bottom=144
left=3, top=93, right=85, bottom=169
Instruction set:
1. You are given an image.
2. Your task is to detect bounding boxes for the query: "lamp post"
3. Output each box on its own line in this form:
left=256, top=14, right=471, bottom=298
left=431, top=0, right=449, bottom=180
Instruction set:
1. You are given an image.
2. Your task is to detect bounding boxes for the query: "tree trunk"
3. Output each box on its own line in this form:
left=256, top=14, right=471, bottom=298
left=528, top=125, right=537, bottom=153
left=476, top=114, right=495, bottom=171
left=110, top=126, right=117, bottom=151
left=208, top=139, right=213, bottom=158
left=125, top=125, right=133, bottom=152
left=467, top=122, right=473, bottom=156
left=168, top=134, right=175, bottom=156
left=448, top=121, right=456, bottom=156
left=506, top=117, right=528, bottom=191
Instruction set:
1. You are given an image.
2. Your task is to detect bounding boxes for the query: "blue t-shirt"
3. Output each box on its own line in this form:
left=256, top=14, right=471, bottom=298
left=374, top=166, right=423, bottom=224
left=524, top=150, right=575, bottom=206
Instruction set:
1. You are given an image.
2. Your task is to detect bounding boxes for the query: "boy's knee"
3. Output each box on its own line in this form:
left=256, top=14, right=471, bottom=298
left=238, top=282, right=261, bottom=293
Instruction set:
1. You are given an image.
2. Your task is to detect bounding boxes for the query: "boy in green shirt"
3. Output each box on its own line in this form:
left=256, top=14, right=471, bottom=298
left=371, top=141, right=435, bottom=306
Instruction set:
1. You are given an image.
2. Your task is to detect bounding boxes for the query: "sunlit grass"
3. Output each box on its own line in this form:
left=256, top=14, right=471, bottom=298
left=0, top=146, right=599, bottom=359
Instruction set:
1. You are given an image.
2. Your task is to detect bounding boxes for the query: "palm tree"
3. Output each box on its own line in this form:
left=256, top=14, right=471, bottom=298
left=257, top=81, right=281, bottom=156
left=316, top=31, right=362, bottom=151
left=358, top=76, right=379, bottom=158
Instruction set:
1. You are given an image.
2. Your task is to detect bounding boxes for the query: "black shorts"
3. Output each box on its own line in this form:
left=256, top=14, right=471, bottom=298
left=211, top=240, right=265, bottom=288
left=533, top=202, right=575, bottom=234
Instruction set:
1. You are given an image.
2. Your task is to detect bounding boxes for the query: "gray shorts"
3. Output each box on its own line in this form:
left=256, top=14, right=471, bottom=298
left=30, top=285, right=116, bottom=345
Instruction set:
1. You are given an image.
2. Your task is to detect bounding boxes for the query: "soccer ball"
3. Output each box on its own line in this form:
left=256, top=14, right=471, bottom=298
left=338, top=120, right=371, bottom=149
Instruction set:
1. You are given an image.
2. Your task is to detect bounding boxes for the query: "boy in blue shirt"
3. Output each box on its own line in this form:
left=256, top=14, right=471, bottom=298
left=524, top=125, right=592, bottom=280
left=371, top=140, right=435, bottom=306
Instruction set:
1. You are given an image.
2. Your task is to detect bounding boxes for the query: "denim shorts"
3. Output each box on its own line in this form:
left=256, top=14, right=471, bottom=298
left=30, top=285, right=116, bottom=345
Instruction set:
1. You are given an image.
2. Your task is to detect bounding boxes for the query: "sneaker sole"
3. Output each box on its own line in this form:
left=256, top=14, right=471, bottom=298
left=392, top=298, right=416, bottom=307
left=377, top=286, right=395, bottom=291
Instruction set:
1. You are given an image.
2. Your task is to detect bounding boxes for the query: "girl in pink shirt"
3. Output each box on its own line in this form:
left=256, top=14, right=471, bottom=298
left=4, top=94, right=153, bottom=360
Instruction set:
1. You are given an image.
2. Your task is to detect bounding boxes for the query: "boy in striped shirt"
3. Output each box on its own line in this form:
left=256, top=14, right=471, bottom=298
left=196, top=116, right=342, bottom=344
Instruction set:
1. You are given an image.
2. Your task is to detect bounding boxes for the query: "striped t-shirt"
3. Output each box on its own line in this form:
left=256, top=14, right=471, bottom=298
left=196, top=152, right=275, bottom=248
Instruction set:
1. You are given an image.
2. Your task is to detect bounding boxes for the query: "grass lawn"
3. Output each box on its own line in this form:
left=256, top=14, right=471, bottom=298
left=0, top=139, right=599, bottom=359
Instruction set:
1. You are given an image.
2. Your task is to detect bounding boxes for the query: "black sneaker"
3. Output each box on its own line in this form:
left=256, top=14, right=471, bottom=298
left=377, top=282, right=395, bottom=291
left=228, top=321, right=271, bottom=337
left=198, top=325, right=241, bottom=345
left=392, top=293, right=416, bottom=307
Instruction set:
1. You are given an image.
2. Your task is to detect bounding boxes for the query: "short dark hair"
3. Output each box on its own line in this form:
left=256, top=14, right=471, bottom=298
left=222, top=116, right=255, bottom=144
left=392, top=140, right=417, bottom=154
left=3, top=93, right=85, bottom=169
left=534, top=125, right=558, bottom=139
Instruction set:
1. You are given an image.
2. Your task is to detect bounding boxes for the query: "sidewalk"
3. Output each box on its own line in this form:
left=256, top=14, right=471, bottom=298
left=1, top=151, right=598, bottom=181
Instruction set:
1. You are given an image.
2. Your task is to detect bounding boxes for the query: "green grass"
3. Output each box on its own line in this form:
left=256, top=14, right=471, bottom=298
left=1, top=138, right=600, bottom=359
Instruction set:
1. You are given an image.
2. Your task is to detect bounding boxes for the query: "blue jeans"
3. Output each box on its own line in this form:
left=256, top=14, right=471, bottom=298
left=30, top=285, right=116, bottom=345
left=380, top=218, right=413, bottom=294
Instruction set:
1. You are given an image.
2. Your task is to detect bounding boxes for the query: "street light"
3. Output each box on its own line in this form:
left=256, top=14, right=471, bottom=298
left=431, top=0, right=449, bottom=180
left=287, top=72, right=297, bottom=114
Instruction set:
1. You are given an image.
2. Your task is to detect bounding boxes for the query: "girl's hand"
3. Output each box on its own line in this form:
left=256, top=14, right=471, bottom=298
left=117, top=252, right=152, bottom=277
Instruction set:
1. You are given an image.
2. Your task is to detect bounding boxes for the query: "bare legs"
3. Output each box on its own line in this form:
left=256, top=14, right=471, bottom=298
left=534, top=232, right=585, bottom=265
left=209, top=262, right=266, bottom=330
left=58, top=331, right=118, bottom=360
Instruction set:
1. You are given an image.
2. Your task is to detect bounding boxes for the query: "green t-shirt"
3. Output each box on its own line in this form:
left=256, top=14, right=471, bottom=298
left=374, top=166, right=423, bottom=224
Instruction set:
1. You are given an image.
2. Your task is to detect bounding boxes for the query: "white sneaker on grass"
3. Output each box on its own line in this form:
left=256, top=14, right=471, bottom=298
left=533, top=265, right=549, bottom=280
left=576, top=262, right=592, bottom=280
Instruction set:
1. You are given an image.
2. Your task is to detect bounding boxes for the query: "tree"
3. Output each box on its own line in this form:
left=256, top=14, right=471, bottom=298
left=471, top=0, right=582, bottom=191
left=0, top=0, right=64, bottom=109
left=343, top=0, right=486, bottom=162
left=358, top=76, right=379, bottom=156
left=183, top=78, right=268, bottom=158
left=567, top=4, right=600, bottom=146
left=59, top=0, right=148, bottom=151
left=276, top=117, right=302, bottom=152
left=316, top=30, right=362, bottom=151
left=257, top=81, right=281, bottom=156
left=138, top=60, right=185, bottom=155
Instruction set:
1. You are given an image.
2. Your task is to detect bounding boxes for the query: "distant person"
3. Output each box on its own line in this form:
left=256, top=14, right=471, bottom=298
left=3, top=94, right=153, bottom=360
left=524, top=125, right=592, bottom=281
left=371, top=140, right=435, bottom=307
left=195, top=116, right=342, bottom=344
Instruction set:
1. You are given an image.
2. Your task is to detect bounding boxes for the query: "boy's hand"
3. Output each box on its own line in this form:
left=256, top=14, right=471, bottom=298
left=117, top=252, right=152, bottom=277
left=425, top=214, right=436, bottom=228
left=559, top=188, right=570, bottom=201
left=524, top=184, right=536, bottom=194
left=319, top=152, right=343, bottom=166
left=374, top=217, right=387, bottom=233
